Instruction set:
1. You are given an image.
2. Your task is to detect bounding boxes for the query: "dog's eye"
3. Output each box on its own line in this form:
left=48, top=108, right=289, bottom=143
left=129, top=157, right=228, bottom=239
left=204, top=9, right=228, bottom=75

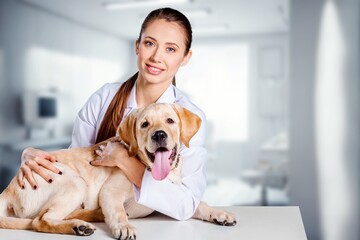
left=167, top=118, right=175, bottom=124
left=141, top=121, right=149, bottom=128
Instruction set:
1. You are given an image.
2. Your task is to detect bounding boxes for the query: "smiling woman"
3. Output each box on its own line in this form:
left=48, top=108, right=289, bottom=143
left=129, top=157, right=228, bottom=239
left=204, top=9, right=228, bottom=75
left=16, top=7, right=210, bottom=223
left=135, top=19, right=192, bottom=91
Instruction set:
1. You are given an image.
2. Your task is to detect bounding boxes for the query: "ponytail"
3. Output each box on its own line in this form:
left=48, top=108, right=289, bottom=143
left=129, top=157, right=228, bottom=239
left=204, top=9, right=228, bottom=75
left=95, top=72, right=138, bottom=144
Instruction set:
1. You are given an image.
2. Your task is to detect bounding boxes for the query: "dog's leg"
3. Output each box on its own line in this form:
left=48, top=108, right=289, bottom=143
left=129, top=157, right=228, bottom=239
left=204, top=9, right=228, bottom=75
left=0, top=190, right=8, bottom=217
left=32, top=203, right=96, bottom=236
left=192, top=201, right=237, bottom=226
left=99, top=172, right=136, bottom=240
left=65, top=208, right=104, bottom=222
left=31, top=181, right=96, bottom=236
left=0, top=188, right=33, bottom=230
left=0, top=216, right=33, bottom=229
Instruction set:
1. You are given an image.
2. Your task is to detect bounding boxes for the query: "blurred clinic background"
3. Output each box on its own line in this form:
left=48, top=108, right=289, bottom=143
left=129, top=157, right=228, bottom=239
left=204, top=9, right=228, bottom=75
left=0, top=0, right=359, bottom=240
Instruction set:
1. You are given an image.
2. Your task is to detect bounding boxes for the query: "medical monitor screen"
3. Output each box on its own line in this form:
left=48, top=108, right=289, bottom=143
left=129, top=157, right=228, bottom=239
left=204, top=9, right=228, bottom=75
left=38, top=97, right=56, bottom=118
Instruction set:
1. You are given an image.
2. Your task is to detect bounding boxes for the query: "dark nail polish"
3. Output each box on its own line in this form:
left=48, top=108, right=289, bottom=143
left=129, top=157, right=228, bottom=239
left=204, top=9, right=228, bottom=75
left=59, top=171, right=63, bottom=175
left=33, top=185, right=37, bottom=190
left=49, top=179, right=53, bottom=183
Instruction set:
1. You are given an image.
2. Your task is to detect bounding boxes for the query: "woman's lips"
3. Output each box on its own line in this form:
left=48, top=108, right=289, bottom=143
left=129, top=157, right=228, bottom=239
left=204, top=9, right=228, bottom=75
left=146, top=64, right=164, bottom=75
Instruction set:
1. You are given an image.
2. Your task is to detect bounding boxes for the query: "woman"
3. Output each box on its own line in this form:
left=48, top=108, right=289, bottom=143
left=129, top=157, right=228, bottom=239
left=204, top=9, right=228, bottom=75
left=17, top=7, right=207, bottom=221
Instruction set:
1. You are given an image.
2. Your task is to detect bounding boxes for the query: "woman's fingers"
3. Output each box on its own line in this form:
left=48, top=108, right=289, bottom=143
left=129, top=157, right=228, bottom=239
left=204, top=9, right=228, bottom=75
left=43, top=153, right=57, bottom=163
left=90, top=156, right=110, bottom=166
left=25, top=157, right=53, bottom=189
left=33, top=150, right=57, bottom=163
left=34, top=156, right=61, bottom=174
left=89, top=159, right=102, bottom=166
left=21, top=164, right=38, bottom=190
left=95, top=149, right=103, bottom=157
left=16, top=170, right=25, bottom=189
left=17, top=147, right=61, bottom=190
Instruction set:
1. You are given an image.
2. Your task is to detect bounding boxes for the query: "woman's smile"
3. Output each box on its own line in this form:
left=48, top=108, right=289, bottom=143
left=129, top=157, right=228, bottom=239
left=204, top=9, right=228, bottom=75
left=145, top=63, right=164, bottom=75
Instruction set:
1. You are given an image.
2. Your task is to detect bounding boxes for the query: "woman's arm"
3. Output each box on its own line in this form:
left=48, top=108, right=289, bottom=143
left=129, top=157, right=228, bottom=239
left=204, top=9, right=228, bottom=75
left=70, top=82, right=121, bottom=148
left=90, top=142, right=145, bottom=188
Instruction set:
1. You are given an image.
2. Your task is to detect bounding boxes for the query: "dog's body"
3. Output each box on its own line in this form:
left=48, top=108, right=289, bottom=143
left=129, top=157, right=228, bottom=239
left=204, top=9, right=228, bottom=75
left=0, top=103, right=236, bottom=239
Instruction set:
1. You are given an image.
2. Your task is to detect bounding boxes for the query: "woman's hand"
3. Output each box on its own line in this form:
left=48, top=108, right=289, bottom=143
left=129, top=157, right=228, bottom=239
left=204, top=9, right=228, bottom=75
left=91, top=141, right=128, bottom=168
left=17, top=147, right=61, bottom=190
left=90, top=142, right=145, bottom=188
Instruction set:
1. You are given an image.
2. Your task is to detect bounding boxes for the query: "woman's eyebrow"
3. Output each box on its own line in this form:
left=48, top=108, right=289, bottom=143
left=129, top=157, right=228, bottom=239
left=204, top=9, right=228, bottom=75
left=144, top=36, right=180, bottom=48
left=166, top=42, right=180, bottom=49
left=144, top=36, right=157, bottom=42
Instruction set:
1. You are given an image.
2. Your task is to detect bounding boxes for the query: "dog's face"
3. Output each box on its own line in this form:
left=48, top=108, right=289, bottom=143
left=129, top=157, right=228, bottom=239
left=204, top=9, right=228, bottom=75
left=118, top=103, right=201, bottom=181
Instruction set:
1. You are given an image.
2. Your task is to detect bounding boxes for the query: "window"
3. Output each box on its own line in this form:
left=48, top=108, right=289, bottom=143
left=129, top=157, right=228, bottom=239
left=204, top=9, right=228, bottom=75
left=178, top=42, right=249, bottom=141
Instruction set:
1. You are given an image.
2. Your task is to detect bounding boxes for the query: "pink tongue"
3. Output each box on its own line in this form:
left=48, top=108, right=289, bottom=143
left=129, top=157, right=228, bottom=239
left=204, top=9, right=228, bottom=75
left=151, top=150, right=172, bottom=181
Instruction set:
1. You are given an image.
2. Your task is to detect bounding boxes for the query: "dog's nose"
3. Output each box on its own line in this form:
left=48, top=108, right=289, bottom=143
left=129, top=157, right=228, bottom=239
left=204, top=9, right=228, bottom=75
left=151, top=130, right=167, bottom=144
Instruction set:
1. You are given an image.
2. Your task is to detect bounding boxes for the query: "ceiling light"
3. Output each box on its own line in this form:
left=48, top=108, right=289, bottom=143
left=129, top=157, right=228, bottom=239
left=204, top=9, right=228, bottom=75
left=103, top=0, right=190, bottom=10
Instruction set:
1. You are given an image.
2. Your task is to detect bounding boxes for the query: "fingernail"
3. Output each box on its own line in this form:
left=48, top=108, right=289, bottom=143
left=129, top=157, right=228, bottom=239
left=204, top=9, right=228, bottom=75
left=48, top=179, right=53, bottom=183
left=33, top=185, right=37, bottom=190
left=59, top=171, right=63, bottom=175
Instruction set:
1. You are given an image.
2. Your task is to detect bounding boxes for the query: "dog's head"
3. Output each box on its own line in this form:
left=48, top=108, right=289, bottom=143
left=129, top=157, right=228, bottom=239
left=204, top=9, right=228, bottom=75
left=117, top=103, right=202, bottom=181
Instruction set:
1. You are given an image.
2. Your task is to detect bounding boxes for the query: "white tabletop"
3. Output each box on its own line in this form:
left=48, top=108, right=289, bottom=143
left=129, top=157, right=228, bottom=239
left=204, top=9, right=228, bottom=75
left=0, top=206, right=307, bottom=240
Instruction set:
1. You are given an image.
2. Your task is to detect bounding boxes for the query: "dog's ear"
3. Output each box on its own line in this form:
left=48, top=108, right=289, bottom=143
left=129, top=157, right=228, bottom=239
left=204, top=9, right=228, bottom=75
left=118, top=110, right=139, bottom=157
left=172, top=104, right=202, bottom=148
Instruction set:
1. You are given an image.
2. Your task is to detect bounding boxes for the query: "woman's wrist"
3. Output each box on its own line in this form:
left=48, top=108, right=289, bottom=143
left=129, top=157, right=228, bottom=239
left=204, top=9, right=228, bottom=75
left=119, top=155, right=145, bottom=188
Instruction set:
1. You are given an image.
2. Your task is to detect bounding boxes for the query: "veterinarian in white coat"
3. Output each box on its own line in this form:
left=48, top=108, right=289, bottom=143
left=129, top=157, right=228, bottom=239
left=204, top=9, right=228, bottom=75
left=17, top=8, right=208, bottom=221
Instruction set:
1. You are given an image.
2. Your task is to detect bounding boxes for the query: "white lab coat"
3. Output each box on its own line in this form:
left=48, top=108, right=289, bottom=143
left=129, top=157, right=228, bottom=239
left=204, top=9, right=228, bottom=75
left=70, top=82, right=207, bottom=220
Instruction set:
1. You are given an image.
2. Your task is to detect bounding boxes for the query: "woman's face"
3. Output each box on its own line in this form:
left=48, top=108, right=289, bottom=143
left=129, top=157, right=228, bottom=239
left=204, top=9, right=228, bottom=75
left=136, top=19, right=191, bottom=86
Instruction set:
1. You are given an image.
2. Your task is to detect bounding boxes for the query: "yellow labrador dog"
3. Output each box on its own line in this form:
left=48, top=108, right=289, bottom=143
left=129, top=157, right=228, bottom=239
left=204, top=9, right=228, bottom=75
left=0, top=103, right=236, bottom=239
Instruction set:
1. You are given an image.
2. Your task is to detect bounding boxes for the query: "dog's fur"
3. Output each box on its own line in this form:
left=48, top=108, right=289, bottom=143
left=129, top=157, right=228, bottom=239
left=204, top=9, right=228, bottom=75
left=0, top=103, right=236, bottom=239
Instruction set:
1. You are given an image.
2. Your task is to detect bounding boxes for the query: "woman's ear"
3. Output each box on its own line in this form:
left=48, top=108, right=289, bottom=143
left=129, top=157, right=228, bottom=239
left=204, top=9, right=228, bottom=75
left=181, top=50, right=192, bottom=66
left=135, top=39, right=140, bottom=55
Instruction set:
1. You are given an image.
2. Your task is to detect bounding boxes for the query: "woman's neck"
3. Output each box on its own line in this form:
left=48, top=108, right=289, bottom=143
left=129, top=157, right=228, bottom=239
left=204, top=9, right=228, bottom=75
left=135, top=76, right=172, bottom=108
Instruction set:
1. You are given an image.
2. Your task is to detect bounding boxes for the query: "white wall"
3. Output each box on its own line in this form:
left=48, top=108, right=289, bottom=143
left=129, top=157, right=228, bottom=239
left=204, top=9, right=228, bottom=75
left=289, top=1, right=359, bottom=240
left=0, top=0, right=132, bottom=140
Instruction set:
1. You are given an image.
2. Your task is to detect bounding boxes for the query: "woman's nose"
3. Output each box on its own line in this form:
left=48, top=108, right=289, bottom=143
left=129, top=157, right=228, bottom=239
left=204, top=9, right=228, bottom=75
left=150, top=47, right=162, bottom=62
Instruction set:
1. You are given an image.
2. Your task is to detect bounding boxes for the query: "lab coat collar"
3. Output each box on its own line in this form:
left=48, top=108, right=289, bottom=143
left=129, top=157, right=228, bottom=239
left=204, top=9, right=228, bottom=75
left=156, top=84, right=176, bottom=104
left=126, top=82, right=176, bottom=110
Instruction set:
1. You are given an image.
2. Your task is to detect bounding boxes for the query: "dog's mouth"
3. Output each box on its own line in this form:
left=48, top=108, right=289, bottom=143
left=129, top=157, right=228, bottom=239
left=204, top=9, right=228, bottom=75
left=146, top=146, right=177, bottom=181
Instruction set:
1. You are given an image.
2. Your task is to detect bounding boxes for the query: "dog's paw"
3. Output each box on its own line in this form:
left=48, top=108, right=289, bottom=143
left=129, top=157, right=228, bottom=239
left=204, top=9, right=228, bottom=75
left=112, top=223, right=136, bottom=240
left=73, top=222, right=96, bottom=236
left=211, top=209, right=237, bottom=226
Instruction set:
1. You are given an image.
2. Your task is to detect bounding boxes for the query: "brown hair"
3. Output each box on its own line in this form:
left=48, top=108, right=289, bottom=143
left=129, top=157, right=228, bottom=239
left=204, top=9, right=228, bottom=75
left=95, top=8, right=192, bottom=143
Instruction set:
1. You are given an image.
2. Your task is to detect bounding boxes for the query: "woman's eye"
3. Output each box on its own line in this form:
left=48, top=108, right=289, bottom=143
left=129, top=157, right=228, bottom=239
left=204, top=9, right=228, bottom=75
left=145, top=41, right=154, bottom=47
left=167, top=118, right=175, bottom=124
left=141, top=121, right=149, bottom=128
left=167, top=47, right=176, bottom=53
